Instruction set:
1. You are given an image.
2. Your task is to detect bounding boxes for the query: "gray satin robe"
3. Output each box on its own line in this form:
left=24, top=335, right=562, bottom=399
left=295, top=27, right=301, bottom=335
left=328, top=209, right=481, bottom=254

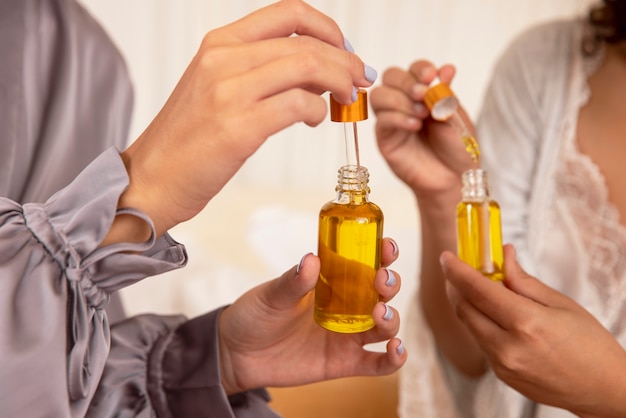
left=0, top=1, right=278, bottom=416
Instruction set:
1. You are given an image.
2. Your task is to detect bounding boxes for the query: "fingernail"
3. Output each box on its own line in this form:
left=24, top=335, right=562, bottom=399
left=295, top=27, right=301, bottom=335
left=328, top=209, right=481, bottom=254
left=396, top=340, right=405, bottom=356
left=383, top=304, right=393, bottom=321
left=420, top=66, right=436, bottom=81
left=439, top=252, right=448, bottom=269
left=413, top=102, right=427, bottom=116
left=364, top=64, right=378, bottom=83
left=389, top=239, right=399, bottom=256
left=411, top=84, right=428, bottom=97
left=344, top=37, right=355, bottom=53
left=385, top=268, right=397, bottom=287
left=297, top=253, right=309, bottom=274
left=351, top=86, right=358, bottom=103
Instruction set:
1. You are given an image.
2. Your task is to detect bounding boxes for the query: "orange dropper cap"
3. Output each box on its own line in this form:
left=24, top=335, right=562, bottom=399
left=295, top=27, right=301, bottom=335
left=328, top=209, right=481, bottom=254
left=330, top=89, right=368, bottom=122
left=424, top=81, right=459, bottom=121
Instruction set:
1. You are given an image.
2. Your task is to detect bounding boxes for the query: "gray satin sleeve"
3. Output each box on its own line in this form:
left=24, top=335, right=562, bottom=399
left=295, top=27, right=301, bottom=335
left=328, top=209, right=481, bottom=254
left=0, top=148, right=187, bottom=417
left=87, top=308, right=282, bottom=418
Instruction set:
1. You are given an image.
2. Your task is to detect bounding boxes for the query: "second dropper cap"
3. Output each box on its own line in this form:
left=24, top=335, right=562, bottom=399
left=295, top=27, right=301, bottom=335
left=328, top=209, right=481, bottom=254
left=330, top=89, right=368, bottom=122
left=424, top=81, right=459, bottom=121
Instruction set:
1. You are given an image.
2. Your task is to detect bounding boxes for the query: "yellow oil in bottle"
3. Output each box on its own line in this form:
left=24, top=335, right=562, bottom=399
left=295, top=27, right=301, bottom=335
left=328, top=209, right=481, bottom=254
left=456, top=169, right=504, bottom=281
left=315, top=166, right=383, bottom=333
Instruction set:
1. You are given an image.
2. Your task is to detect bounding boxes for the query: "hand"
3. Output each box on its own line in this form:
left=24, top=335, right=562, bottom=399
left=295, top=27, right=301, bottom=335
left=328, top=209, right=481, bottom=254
left=440, top=244, right=626, bottom=417
left=370, top=60, right=475, bottom=202
left=111, top=0, right=377, bottom=242
left=218, top=237, right=406, bottom=394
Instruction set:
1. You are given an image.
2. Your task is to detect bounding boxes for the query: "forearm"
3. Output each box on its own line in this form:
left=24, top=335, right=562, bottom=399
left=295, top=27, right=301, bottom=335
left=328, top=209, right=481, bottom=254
left=573, top=349, right=626, bottom=418
left=417, top=191, right=487, bottom=377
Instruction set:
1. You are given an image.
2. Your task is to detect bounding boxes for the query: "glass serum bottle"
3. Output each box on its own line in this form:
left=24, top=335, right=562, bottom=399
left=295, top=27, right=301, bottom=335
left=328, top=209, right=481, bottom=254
left=456, top=168, right=504, bottom=281
left=314, top=89, right=384, bottom=333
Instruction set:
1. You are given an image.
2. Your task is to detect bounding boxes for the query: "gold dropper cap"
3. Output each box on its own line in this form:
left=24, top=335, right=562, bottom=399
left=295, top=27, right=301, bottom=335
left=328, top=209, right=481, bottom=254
left=424, top=83, right=459, bottom=121
left=330, top=89, right=368, bottom=122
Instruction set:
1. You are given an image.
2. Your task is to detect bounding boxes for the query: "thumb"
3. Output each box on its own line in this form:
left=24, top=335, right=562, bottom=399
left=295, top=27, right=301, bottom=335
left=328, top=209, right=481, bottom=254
left=502, top=244, right=566, bottom=307
left=266, top=253, right=320, bottom=310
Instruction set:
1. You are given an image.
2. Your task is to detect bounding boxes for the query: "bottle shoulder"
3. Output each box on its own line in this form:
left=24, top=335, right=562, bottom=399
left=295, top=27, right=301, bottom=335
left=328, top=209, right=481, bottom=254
left=456, top=199, right=500, bottom=210
left=320, top=199, right=384, bottom=218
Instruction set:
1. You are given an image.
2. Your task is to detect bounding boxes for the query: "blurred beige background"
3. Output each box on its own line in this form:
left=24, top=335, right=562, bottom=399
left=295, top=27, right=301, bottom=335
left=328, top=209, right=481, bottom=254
left=79, top=1, right=595, bottom=416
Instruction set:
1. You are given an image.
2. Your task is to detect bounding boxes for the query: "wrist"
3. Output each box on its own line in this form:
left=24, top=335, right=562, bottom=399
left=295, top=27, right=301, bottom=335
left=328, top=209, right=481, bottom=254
left=118, top=145, right=172, bottom=238
left=100, top=148, right=158, bottom=246
left=414, top=184, right=461, bottom=218
left=100, top=212, right=152, bottom=247
left=572, top=348, right=626, bottom=417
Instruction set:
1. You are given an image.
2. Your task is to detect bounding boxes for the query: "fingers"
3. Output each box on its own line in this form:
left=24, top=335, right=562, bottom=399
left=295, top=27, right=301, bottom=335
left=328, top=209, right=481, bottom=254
left=196, top=36, right=371, bottom=89
left=379, top=66, right=424, bottom=102
left=357, top=301, right=401, bottom=347
left=351, top=303, right=406, bottom=376
left=502, top=244, right=572, bottom=309
left=407, top=60, right=456, bottom=87
left=370, top=81, right=427, bottom=131
left=206, top=0, right=346, bottom=50
left=438, top=63, right=457, bottom=84
left=441, top=248, right=568, bottom=333
left=201, top=36, right=373, bottom=105
left=230, top=48, right=356, bottom=110
left=265, top=253, right=320, bottom=310
left=446, top=283, right=505, bottom=352
left=353, top=337, right=407, bottom=377
left=371, top=61, right=457, bottom=142
left=380, top=237, right=400, bottom=267
left=197, top=1, right=375, bottom=106
left=241, top=89, right=330, bottom=141
left=374, top=268, right=401, bottom=304
left=379, top=237, right=401, bottom=302
left=440, top=250, right=517, bottom=330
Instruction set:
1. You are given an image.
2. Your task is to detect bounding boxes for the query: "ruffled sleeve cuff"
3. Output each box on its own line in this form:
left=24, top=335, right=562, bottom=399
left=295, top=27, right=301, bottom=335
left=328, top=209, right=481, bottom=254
left=25, top=146, right=188, bottom=298
left=88, top=309, right=280, bottom=418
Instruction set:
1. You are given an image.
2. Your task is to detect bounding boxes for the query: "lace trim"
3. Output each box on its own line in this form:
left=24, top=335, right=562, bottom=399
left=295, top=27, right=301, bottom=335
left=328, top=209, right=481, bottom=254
left=554, top=42, right=626, bottom=330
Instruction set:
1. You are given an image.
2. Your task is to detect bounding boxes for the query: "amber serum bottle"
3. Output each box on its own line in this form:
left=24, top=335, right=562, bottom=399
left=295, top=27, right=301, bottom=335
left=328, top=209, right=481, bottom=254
left=314, top=89, right=384, bottom=333
left=456, top=168, right=504, bottom=281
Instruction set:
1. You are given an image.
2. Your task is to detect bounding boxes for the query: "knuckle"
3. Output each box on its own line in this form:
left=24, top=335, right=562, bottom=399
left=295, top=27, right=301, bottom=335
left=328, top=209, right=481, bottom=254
left=295, top=45, right=323, bottom=77
left=196, top=46, right=225, bottom=71
left=495, top=348, right=525, bottom=376
left=286, top=89, right=310, bottom=116
left=283, top=0, right=307, bottom=17
left=200, top=31, right=219, bottom=50
left=345, top=49, right=364, bottom=74
left=294, top=35, right=320, bottom=58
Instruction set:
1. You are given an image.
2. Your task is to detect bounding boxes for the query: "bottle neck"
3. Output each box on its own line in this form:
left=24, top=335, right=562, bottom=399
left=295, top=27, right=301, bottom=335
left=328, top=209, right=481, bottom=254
left=461, top=168, right=490, bottom=201
left=336, top=165, right=370, bottom=203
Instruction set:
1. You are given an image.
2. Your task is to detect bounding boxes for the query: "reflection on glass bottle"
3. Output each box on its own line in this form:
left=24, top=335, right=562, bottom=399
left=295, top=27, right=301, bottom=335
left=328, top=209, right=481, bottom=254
left=424, top=77, right=481, bottom=163
left=314, top=89, right=384, bottom=333
left=456, top=168, right=504, bottom=281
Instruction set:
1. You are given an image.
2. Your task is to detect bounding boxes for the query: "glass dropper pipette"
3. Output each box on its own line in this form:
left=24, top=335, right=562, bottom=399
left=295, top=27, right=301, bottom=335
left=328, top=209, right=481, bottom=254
left=330, top=89, right=369, bottom=167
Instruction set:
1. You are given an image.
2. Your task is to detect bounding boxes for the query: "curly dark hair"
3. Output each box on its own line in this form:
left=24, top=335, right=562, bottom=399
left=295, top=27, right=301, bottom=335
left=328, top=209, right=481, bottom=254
left=584, top=0, right=626, bottom=53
